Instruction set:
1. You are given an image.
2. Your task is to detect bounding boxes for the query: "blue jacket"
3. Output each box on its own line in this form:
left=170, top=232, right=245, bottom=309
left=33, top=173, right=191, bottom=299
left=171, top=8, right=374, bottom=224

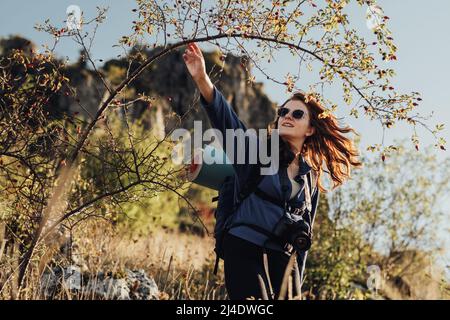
left=199, top=85, right=320, bottom=282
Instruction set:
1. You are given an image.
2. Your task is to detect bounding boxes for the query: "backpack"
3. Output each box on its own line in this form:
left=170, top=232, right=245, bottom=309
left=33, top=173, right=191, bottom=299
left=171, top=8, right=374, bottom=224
left=211, top=161, right=318, bottom=275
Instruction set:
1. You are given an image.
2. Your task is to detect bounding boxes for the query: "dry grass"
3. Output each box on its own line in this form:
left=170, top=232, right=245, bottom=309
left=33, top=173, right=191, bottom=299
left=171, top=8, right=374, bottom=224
left=0, top=219, right=228, bottom=300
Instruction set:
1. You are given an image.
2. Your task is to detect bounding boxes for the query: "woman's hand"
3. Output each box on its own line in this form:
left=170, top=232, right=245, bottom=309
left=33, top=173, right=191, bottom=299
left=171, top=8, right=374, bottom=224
left=183, top=42, right=214, bottom=104
left=183, top=42, right=207, bottom=82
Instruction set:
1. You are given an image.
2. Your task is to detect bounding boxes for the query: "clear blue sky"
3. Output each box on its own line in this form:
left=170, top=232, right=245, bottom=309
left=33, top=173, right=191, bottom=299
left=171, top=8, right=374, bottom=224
left=1, top=0, right=449, bottom=271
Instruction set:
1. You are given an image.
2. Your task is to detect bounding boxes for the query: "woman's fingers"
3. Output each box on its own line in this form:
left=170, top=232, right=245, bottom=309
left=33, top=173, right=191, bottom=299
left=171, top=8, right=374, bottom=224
left=185, top=43, right=202, bottom=58
left=190, top=42, right=203, bottom=57
left=183, top=48, right=193, bottom=61
left=184, top=46, right=196, bottom=59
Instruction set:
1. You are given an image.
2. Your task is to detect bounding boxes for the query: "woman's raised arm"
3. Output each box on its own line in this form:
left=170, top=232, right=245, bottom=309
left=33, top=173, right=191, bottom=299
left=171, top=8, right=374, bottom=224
left=183, top=43, right=253, bottom=181
left=183, top=42, right=214, bottom=103
left=183, top=42, right=247, bottom=131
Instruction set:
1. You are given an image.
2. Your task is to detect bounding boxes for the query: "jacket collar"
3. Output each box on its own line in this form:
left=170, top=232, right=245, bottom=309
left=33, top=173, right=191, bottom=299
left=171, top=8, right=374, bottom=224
left=298, top=154, right=312, bottom=176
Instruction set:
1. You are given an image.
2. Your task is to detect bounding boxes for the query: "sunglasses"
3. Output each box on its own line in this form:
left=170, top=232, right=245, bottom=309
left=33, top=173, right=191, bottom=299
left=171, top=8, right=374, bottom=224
left=277, top=107, right=306, bottom=120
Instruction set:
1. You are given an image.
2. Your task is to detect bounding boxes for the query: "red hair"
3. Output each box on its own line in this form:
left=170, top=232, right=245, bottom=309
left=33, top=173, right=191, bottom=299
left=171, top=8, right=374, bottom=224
left=269, top=91, right=363, bottom=192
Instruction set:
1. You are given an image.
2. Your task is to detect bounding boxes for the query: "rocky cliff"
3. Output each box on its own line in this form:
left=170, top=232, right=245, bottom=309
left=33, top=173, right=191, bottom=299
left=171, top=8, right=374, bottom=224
left=1, top=36, right=277, bottom=136
left=99, top=44, right=277, bottom=134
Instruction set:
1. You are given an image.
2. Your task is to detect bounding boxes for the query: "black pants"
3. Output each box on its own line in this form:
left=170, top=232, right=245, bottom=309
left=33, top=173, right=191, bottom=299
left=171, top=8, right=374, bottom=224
left=223, top=232, right=296, bottom=300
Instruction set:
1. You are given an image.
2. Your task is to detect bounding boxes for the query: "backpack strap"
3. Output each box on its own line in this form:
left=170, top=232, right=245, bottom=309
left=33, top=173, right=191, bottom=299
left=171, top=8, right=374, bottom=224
left=304, top=169, right=318, bottom=239
left=309, top=169, right=317, bottom=194
left=233, top=162, right=264, bottom=211
left=303, top=174, right=312, bottom=212
left=232, top=135, right=277, bottom=210
left=304, top=169, right=317, bottom=209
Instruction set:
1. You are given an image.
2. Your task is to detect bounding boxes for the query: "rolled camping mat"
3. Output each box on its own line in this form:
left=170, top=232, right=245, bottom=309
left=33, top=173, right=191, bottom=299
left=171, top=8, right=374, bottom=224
left=187, top=144, right=234, bottom=190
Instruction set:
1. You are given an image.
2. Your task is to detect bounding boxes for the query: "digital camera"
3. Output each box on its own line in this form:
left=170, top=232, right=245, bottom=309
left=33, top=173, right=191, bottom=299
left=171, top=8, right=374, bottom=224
left=272, top=215, right=312, bottom=252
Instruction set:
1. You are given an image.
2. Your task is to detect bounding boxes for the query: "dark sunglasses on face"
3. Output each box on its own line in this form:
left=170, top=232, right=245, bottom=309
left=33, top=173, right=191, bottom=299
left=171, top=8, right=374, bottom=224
left=277, top=107, right=306, bottom=120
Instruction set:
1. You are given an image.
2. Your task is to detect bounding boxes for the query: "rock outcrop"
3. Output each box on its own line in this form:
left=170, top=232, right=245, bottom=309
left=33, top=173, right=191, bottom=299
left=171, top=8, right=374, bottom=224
left=41, top=266, right=160, bottom=300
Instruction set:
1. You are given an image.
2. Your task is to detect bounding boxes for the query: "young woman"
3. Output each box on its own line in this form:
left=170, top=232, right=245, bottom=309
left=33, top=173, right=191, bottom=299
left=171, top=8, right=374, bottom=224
left=183, top=42, right=362, bottom=300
